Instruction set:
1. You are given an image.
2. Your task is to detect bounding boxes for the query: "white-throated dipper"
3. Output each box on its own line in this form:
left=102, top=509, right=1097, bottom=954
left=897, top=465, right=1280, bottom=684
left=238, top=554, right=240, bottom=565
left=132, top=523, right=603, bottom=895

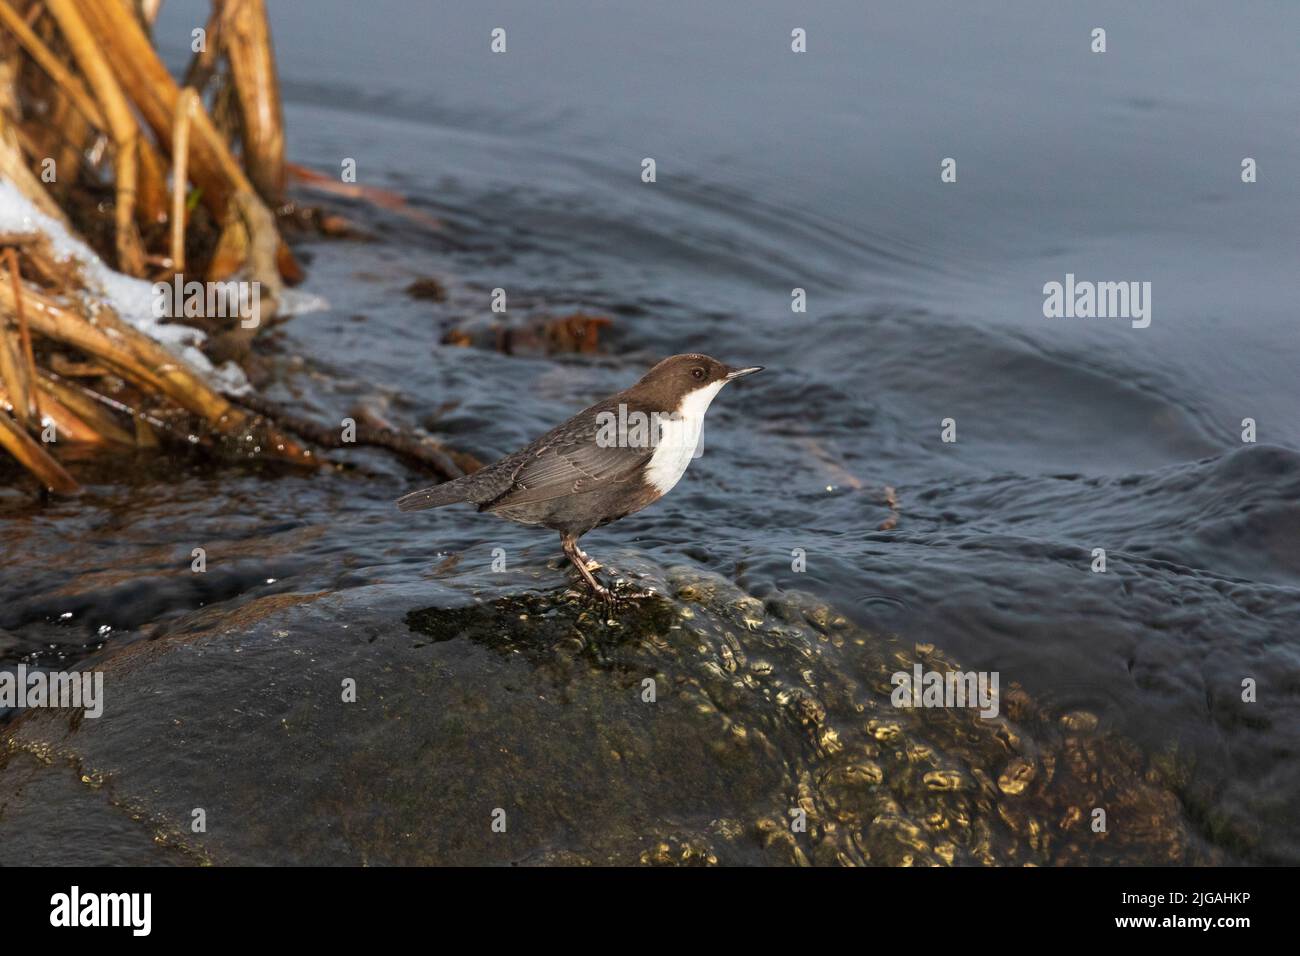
left=396, top=354, right=762, bottom=603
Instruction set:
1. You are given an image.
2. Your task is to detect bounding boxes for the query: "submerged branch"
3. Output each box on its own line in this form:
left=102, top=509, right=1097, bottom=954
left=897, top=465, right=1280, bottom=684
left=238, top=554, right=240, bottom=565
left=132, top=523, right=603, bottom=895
left=224, top=390, right=477, bottom=482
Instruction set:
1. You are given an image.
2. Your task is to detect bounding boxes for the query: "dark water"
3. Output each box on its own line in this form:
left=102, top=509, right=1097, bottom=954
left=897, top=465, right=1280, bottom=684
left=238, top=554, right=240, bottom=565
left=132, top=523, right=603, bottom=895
left=1, top=1, right=1297, bottom=864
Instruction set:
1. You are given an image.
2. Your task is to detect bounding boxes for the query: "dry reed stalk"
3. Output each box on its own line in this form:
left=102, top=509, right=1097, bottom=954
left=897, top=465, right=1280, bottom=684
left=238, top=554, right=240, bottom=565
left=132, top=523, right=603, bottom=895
left=41, top=368, right=199, bottom=448
left=182, top=6, right=222, bottom=92
left=221, top=0, right=284, bottom=206
left=133, top=411, right=159, bottom=447
left=0, top=311, right=32, bottom=428
left=44, top=90, right=95, bottom=199
left=47, top=357, right=107, bottom=377
left=76, top=0, right=295, bottom=294
left=0, top=1, right=455, bottom=492
left=43, top=0, right=147, bottom=275
left=170, top=87, right=197, bottom=271
left=0, top=279, right=317, bottom=464
left=0, top=279, right=165, bottom=392
left=0, top=399, right=78, bottom=493
left=3, top=246, right=39, bottom=424
left=0, top=254, right=34, bottom=430
left=0, top=1, right=169, bottom=225
left=79, top=0, right=239, bottom=212
left=1, top=230, right=82, bottom=289
left=0, top=0, right=105, bottom=127
left=0, top=97, right=72, bottom=229
left=135, top=131, right=170, bottom=225
left=0, top=382, right=99, bottom=443
left=36, top=372, right=135, bottom=445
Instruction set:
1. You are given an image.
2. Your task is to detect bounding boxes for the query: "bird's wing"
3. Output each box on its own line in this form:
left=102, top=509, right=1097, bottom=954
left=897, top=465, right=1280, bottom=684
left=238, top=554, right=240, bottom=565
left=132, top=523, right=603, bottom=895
left=481, top=411, right=654, bottom=510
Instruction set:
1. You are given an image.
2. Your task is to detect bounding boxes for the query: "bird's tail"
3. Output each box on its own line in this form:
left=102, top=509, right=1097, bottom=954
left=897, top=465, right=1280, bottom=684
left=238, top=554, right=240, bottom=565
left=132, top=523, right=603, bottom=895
left=395, top=478, right=471, bottom=512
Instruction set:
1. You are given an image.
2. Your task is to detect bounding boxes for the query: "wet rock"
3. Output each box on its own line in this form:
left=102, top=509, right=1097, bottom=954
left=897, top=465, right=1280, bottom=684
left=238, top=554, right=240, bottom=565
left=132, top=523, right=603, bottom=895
left=403, top=277, right=447, bottom=302
left=442, top=311, right=612, bottom=356
left=0, top=568, right=1200, bottom=865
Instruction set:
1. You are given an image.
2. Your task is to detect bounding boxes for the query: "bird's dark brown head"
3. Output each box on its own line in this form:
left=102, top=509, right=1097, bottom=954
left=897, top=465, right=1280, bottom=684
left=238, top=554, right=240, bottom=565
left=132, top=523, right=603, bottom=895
left=632, top=353, right=763, bottom=409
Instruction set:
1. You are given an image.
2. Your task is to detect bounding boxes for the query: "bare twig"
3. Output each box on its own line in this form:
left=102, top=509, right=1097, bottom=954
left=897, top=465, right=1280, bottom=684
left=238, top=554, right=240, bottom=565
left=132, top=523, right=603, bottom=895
left=224, top=390, right=475, bottom=481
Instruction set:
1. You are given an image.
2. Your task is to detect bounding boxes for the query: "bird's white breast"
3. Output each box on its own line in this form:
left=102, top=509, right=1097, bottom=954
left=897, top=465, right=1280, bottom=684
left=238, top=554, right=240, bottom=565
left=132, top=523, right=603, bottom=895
left=643, top=380, right=725, bottom=495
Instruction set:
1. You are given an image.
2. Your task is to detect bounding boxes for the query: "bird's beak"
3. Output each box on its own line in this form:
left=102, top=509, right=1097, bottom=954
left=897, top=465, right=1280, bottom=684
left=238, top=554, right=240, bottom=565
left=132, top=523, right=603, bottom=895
left=725, top=365, right=764, bottom=381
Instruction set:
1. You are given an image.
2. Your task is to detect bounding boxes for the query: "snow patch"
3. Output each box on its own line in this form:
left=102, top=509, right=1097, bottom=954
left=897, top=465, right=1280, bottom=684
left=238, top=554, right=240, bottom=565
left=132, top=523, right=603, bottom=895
left=0, top=179, right=252, bottom=393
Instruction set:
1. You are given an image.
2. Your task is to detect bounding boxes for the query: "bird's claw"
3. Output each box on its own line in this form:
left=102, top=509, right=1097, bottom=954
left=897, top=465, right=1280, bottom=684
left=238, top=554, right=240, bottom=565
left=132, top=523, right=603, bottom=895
left=615, top=585, right=655, bottom=601
left=590, top=582, right=654, bottom=615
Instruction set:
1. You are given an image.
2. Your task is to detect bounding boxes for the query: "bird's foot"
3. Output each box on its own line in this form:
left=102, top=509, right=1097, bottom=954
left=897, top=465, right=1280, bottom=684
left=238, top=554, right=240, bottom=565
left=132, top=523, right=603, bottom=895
left=572, top=580, right=620, bottom=618
left=583, top=579, right=655, bottom=616
left=562, top=536, right=651, bottom=615
left=612, top=583, right=655, bottom=601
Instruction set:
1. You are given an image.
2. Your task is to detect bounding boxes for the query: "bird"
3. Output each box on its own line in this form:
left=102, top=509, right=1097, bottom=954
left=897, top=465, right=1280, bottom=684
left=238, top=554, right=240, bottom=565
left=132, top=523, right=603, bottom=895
left=396, top=353, right=763, bottom=604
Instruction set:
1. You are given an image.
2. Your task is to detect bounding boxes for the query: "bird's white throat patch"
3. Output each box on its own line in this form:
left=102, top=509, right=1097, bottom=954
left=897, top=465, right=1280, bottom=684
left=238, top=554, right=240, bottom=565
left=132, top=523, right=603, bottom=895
left=644, top=380, right=725, bottom=495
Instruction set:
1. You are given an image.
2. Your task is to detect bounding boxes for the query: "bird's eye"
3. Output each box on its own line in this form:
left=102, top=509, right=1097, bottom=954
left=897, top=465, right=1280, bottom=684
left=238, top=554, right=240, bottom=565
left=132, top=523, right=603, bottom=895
left=691, top=367, right=705, bottom=380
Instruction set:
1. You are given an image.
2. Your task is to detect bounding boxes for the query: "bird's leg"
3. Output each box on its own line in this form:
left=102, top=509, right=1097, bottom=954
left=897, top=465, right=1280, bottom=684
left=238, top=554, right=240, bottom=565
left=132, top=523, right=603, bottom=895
left=562, top=534, right=655, bottom=607
left=562, top=533, right=615, bottom=603
left=574, top=542, right=600, bottom=571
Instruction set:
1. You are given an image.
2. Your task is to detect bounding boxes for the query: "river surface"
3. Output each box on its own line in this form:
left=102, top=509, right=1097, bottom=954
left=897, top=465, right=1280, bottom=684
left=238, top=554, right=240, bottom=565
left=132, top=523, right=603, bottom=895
left=1, top=1, right=1297, bottom=865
